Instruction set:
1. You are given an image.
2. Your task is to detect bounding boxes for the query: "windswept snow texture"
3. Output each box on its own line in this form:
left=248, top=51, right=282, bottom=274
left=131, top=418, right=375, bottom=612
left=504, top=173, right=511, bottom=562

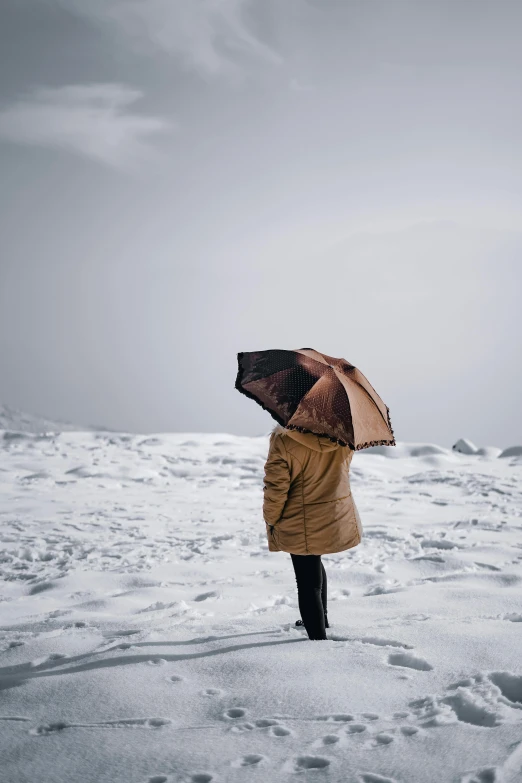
left=0, top=431, right=521, bottom=783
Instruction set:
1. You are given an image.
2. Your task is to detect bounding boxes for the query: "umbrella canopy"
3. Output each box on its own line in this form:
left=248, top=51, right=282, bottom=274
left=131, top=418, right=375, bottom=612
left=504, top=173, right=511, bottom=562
left=235, top=347, right=396, bottom=450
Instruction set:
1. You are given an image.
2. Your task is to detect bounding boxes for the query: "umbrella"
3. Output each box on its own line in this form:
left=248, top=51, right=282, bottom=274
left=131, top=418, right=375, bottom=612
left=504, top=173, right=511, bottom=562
left=235, top=347, right=395, bottom=450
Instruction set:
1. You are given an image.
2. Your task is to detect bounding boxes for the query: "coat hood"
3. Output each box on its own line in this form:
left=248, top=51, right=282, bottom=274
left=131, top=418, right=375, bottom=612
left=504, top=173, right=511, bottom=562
left=272, top=423, right=341, bottom=453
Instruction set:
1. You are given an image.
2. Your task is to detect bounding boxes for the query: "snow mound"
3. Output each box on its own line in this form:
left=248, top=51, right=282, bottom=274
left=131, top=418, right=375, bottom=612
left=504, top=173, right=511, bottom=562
left=499, top=445, right=522, bottom=458
left=356, top=442, right=443, bottom=458
left=476, top=446, right=503, bottom=458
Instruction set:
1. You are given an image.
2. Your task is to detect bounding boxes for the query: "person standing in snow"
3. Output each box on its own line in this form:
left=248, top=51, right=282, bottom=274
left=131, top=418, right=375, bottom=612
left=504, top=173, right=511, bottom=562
left=263, top=422, right=362, bottom=640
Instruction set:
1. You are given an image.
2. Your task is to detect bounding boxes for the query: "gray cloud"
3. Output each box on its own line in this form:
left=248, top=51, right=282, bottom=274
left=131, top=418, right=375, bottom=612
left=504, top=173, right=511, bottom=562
left=61, top=0, right=282, bottom=81
left=0, top=83, right=169, bottom=168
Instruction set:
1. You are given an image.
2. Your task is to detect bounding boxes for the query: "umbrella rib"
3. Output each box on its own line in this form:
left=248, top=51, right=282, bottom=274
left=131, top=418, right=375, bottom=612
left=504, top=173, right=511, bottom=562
left=293, top=349, right=329, bottom=367
left=342, top=374, right=396, bottom=447
left=341, top=372, right=389, bottom=428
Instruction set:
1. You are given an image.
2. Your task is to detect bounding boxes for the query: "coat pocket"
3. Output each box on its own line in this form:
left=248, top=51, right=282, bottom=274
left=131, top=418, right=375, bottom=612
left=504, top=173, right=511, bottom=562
left=266, top=523, right=280, bottom=550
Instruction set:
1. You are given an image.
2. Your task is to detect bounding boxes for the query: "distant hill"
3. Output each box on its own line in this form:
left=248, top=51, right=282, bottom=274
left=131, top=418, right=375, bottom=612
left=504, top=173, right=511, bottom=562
left=0, top=402, right=110, bottom=433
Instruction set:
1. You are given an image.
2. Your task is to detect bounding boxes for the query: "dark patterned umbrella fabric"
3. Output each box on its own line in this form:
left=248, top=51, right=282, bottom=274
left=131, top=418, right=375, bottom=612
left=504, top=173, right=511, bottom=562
left=235, top=347, right=396, bottom=451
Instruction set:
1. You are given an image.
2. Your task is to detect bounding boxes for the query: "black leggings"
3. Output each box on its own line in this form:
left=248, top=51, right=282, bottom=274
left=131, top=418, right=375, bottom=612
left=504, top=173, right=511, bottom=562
left=290, top=554, right=327, bottom=640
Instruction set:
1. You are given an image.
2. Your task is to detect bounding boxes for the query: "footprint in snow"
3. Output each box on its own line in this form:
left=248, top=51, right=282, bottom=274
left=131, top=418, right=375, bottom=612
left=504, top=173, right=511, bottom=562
left=200, top=688, right=224, bottom=696
left=223, top=707, right=246, bottom=719
left=194, top=591, right=220, bottom=602
left=283, top=756, right=330, bottom=773
left=411, top=671, right=522, bottom=730
left=167, top=674, right=184, bottom=683
left=316, top=713, right=354, bottom=723
left=148, top=777, right=168, bottom=783
left=358, top=637, right=414, bottom=649
left=229, top=722, right=255, bottom=733
left=312, top=733, right=343, bottom=748
left=187, top=774, right=213, bottom=783
left=369, top=732, right=394, bottom=746
left=488, top=671, right=522, bottom=705
left=411, top=693, right=498, bottom=728
left=330, top=588, right=351, bottom=600
left=269, top=725, right=292, bottom=737
left=231, top=754, right=267, bottom=767
left=400, top=726, right=419, bottom=736
left=346, top=724, right=367, bottom=734
left=359, top=774, right=398, bottom=783
left=388, top=652, right=433, bottom=671
left=363, top=583, right=405, bottom=596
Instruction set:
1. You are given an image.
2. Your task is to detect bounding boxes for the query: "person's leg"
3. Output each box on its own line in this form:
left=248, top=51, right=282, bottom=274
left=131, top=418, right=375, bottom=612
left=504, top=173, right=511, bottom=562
left=290, top=554, right=327, bottom=640
left=320, top=558, right=329, bottom=627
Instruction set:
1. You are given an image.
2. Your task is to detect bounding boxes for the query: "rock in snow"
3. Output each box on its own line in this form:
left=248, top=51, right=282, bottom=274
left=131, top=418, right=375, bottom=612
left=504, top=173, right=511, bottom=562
left=452, top=437, right=479, bottom=454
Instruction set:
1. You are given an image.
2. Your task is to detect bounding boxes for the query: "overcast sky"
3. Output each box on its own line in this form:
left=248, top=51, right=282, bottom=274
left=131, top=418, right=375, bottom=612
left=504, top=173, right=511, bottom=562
left=0, top=0, right=520, bottom=448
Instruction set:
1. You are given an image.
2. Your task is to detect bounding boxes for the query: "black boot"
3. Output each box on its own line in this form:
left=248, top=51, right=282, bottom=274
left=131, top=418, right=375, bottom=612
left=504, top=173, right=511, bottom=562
left=295, top=611, right=329, bottom=629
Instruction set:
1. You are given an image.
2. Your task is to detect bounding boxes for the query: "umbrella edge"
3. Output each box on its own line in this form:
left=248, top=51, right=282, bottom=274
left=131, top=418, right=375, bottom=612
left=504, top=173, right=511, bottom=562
left=353, top=404, right=397, bottom=451
left=235, top=353, right=287, bottom=428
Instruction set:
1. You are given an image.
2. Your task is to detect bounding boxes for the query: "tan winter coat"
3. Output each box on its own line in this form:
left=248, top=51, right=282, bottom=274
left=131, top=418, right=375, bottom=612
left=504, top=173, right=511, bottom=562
left=263, top=424, right=362, bottom=555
